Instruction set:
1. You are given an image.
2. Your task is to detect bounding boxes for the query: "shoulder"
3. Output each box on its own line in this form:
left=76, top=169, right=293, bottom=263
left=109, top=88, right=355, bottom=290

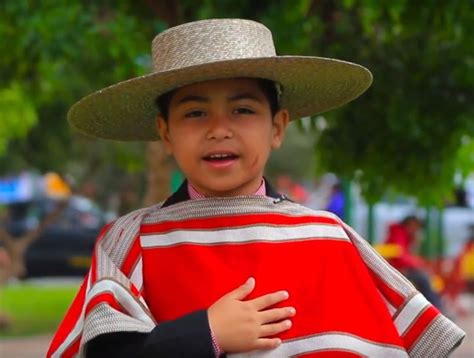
left=277, top=200, right=345, bottom=222
left=114, top=204, right=163, bottom=226
left=98, top=204, right=162, bottom=246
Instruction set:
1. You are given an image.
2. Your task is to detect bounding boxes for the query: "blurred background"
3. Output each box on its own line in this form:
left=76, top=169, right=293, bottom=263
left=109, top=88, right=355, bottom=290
left=0, top=1, right=473, bottom=356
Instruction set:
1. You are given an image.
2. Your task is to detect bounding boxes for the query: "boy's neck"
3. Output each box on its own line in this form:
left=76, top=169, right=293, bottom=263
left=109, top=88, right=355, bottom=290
left=161, top=178, right=283, bottom=208
left=187, top=179, right=266, bottom=199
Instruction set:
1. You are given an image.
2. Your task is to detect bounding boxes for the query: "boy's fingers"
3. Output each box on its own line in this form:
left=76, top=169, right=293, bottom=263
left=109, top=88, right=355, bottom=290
left=259, top=307, right=296, bottom=324
left=250, top=290, right=289, bottom=311
left=259, top=319, right=292, bottom=337
left=226, top=277, right=255, bottom=300
left=253, top=338, right=282, bottom=351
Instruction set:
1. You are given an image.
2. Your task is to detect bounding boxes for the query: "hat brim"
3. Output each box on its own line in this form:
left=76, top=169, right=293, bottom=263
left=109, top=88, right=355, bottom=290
left=68, top=56, right=372, bottom=141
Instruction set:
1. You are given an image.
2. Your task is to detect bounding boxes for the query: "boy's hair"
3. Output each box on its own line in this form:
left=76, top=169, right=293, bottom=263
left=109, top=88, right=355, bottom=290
left=155, top=78, right=280, bottom=121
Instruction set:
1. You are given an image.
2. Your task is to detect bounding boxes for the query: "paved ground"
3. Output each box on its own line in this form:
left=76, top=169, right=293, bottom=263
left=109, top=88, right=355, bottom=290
left=0, top=298, right=473, bottom=357
left=0, top=334, right=52, bottom=358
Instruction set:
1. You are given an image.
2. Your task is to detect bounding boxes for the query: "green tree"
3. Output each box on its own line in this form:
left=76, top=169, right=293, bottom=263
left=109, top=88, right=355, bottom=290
left=1, top=0, right=472, bottom=207
left=309, top=1, right=474, bottom=204
left=0, top=1, right=153, bottom=176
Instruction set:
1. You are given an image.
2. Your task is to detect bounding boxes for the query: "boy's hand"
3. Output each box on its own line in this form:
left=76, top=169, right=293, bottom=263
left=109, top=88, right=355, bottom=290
left=208, top=277, right=295, bottom=353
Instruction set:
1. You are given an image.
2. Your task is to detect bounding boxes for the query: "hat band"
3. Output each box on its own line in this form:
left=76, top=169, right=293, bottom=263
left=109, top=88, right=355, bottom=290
left=151, top=19, right=276, bottom=72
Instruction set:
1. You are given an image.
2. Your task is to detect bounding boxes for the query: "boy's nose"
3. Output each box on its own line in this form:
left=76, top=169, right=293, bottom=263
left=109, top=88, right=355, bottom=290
left=206, top=115, right=233, bottom=140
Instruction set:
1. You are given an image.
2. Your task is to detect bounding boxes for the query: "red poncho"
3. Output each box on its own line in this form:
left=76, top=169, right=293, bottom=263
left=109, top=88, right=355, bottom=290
left=48, top=197, right=465, bottom=357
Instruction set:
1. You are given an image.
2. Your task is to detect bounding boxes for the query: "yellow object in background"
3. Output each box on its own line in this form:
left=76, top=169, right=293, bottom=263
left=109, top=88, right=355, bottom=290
left=460, top=248, right=474, bottom=280
left=431, top=274, right=445, bottom=293
left=374, top=243, right=403, bottom=259
left=44, top=172, right=71, bottom=199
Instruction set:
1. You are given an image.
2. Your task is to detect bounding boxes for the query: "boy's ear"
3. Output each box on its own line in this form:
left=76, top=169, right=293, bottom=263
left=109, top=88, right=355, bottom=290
left=271, top=109, right=290, bottom=149
left=156, top=116, right=173, bottom=154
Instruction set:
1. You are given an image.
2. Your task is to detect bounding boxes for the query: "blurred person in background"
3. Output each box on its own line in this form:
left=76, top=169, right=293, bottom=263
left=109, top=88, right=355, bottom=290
left=385, top=215, right=444, bottom=310
left=443, top=224, right=474, bottom=317
left=459, top=224, right=474, bottom=293
left=324, top=181, right=345, bottom=220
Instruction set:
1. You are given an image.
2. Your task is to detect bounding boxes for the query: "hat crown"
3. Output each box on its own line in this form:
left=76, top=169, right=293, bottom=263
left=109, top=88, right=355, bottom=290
left=151, top=19, right=276, bottom=72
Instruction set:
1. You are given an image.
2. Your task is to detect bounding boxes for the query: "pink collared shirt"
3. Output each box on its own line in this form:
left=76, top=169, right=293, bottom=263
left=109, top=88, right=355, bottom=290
left=187, top=178, right=266, bottom=357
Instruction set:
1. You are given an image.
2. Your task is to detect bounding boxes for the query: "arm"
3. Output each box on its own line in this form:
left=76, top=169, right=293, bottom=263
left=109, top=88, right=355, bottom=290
left=49, top=226, right=210, bottom=358
left=47, top=210, right=157, bottom=357
left=86, top=310, right=215, bottom=358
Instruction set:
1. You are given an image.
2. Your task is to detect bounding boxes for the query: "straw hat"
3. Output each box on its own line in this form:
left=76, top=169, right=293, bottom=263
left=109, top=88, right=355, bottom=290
left=68, top=18, right=373, bottom=141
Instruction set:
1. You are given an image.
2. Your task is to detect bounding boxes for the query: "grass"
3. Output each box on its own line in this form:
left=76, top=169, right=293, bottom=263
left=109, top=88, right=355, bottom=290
left=0, top=282, right=79, bottom=337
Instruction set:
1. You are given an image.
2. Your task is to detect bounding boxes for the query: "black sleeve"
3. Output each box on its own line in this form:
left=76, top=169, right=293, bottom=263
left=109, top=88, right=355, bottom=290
left=85, top=309, right=217, bottom=358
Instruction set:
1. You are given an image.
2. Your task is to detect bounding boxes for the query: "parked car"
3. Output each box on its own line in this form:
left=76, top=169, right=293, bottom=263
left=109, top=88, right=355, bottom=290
left=4, top=195, right=107, bottom=277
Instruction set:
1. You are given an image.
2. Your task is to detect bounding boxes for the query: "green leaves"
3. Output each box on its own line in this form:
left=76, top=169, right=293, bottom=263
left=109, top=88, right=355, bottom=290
left=0, top=83, right=37, bottom=155
left=307, top=1, right=474, bottom=205
left=0, top=1, right=153, bottom=172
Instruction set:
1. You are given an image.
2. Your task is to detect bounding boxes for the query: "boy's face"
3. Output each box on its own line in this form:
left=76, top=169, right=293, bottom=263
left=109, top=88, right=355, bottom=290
left=157, top=78, right=289, bottom=197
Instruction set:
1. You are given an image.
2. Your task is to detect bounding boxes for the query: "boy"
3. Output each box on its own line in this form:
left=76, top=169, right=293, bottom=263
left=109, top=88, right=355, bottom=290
left=48, top=19, right=465, bottom=357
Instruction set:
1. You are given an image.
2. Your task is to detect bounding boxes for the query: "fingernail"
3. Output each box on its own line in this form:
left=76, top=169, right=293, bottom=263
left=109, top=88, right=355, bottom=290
left=281, top=290, right=289, bottom=298
left=284, top=320, right=292, bottom=328
left=288, top=307, right=296, bottom=315
left=246, top=277, right=255, bottom=285
left=275, top=338, right=282, bottom=347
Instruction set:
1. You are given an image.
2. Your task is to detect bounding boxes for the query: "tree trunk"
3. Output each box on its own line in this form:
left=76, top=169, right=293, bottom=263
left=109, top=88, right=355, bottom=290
left=142, top=1, right=185, bottom=206
left=143, top=141, right=174, bottom=206
left=0, top=199, right=69, bottom=284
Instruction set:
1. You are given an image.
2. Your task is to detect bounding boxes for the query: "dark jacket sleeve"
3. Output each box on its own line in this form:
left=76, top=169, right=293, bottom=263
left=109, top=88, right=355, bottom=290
left=85, top=310, right=217, bottom=358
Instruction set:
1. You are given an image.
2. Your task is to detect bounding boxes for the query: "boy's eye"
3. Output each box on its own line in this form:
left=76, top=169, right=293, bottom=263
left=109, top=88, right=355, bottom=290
left=185, top=110, right=206, bottom=118
left=233, top=108, right=254, bottom=115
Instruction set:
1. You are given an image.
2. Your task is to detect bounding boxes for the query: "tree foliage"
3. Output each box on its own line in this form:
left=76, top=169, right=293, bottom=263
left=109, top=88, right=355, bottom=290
left=1, top=0, right=472, bottom=206
left=0, top=84, right=37, bottom=155
left=309, top=1, right=474, bottom=204
left=0, top=0, right=154, bottom=176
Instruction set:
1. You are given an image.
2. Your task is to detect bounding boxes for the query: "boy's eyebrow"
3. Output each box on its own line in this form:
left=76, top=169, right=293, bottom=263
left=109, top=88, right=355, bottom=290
left=175, top=92, right=264, bottom=106
left=176, top=95, right=210, bottom=105
left=228, top=92, right=264, bottom=103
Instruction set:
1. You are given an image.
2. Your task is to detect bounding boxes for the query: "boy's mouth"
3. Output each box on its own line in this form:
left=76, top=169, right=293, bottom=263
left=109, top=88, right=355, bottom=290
left=202, top=152, right=239, bottom=168
left=203, top=153, right=239, bottom=161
